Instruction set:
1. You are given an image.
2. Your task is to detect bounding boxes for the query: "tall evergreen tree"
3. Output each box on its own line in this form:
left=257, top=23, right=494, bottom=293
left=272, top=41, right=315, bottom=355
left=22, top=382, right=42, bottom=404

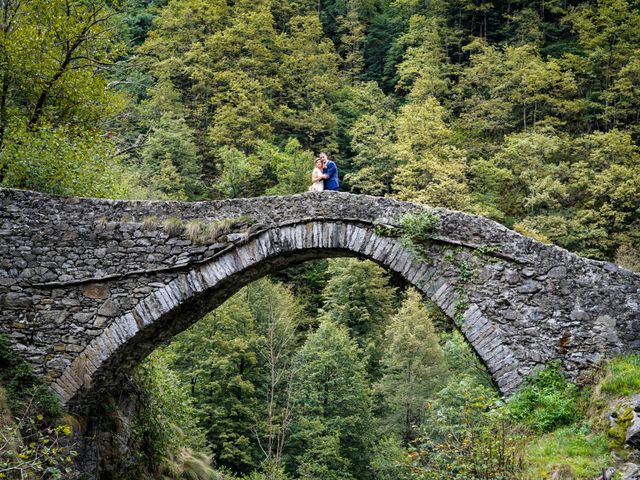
left=377, top=289, right=448, bottom=442
left=140, top=113, right=205, bottom=200
left=166, top=292, right=263, bottom=473
left=321, top=258, right=396, bottom=379
left=288, top=320, right=373, bottom=480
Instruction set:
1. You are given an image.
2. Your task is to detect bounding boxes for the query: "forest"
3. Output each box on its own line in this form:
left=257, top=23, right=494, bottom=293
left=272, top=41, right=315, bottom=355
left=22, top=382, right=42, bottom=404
left=0, top=0, right=640, bottom=478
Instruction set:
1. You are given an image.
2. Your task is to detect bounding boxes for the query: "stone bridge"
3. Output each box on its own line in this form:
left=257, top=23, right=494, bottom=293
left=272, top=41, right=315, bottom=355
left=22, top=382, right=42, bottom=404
left=1, top=188, right=639, bottom=411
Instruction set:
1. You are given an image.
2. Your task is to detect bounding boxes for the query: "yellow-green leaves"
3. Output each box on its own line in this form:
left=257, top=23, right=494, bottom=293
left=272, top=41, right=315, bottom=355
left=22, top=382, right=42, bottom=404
left=0, top=0, right=141, bottom=198
left=393, top=96, right=471, bottom=209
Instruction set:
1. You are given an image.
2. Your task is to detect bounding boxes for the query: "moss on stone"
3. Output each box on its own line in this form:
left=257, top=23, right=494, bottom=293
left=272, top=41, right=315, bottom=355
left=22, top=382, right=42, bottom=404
left=608, top=405, right=634, bottom=449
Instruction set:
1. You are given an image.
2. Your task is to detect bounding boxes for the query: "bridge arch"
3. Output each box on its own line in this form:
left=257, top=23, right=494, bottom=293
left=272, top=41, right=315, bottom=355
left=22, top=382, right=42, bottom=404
left=0, top=188, right=638, bottom=411
left=53, top=219, right=518, bottom=407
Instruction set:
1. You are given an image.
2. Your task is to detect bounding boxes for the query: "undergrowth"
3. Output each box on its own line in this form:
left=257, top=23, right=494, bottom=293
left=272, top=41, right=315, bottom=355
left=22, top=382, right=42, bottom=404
left=0, top=335, right=77, bottom=479
left=600, top=354, right=640, bottom=397
left=507, top=361, right=581, bottom=433
left=0, top=335, right=61, bottom=420
left=126, top=352, right=220, bottom=480
left=522, top=424, right=611, bottom=479
left=514, top=355, right=640, bottom=479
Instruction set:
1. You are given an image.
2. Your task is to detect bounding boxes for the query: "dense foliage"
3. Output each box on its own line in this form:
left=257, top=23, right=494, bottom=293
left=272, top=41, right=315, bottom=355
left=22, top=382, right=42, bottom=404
left=1, top=0, right=638, bottom=266
left=1, top=0, right=640, bottom=478
left=0, top=336, right=76, bottom=479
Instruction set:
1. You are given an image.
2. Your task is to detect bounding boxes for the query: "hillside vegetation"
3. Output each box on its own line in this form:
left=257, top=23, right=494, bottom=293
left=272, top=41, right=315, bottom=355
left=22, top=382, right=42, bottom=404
left=0, top=0, right=639, bottom=478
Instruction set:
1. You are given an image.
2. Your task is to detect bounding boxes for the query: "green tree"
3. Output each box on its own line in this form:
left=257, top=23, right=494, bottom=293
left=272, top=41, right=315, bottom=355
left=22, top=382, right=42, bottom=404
left=216, top=146, right=266, bottom=199
left=392, top=95, right=471, bottom=210
left=165, top=279, right=307, bottom=474
left=0, top=125, right=143, bottom=198
left=394, top=14, right=450, bottom=98
left=274, top=14, right=341, bottom=152
left=602, top=54, right=640, bottom=135
left=246, top=279, right=307, bottom=473
left=491, top=127, right=640, bottom=259
left=441, top=330, right=493, bottom=389
left=141, top=114, right=206, bottom=200
left=288, top=320, right=373, bottom=480
left=265, top=139, right=315, bottom=195
left=11, top=0, right=125, bottom=132
left=564, top=0, right=640, bottom=111
left=321, top=258, right=396, bottom=379
left=337, top=6, right=367, bottom=79
left=0, top=0, right=144, bottom=197
left=332, top=80, right=396, bottom=186
left=377, top=289, right=448, bottom=442
left=346, top=109, right=399, bottom=195
left=457, top=42, right=579, bottom=136
left=167, top=293, right=263, bottom=473
left=370, top=436, right=414, bottom=480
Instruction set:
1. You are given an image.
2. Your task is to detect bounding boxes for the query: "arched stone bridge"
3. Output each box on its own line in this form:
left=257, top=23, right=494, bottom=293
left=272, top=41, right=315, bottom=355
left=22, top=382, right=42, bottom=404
left=1, top=188, right=639, bottom=410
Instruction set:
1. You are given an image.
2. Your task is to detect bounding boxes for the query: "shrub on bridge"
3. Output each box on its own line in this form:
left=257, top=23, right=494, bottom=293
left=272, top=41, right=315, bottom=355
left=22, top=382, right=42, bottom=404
left=399, top=210, right=439, bottom=259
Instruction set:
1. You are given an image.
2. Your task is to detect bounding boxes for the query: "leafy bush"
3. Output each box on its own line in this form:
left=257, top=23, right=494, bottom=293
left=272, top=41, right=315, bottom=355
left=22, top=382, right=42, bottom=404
left=507, top=362, right=580, bottom=433
left=370, top=436, right=414, bottom=480
left=441, top=331, right=494, bottom=388
left=129, top=350, right=218, bottom=479
left=0, top=336, right=78, bottom=479
left=411, top=375, right=525, bottom=480
left=0, top=121, right=143, bottom=199
left=399, top=210, right=439, bottom=259
left=0, top=393, right=77, bottom=480
left=400, top=210, right=439, bottom=240
left=0, top=335, right=61, bottom=420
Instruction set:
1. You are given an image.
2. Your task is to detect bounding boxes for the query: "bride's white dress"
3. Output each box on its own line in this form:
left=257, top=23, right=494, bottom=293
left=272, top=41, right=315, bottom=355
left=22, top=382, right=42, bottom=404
left=310, top=167, right=324, bottom=191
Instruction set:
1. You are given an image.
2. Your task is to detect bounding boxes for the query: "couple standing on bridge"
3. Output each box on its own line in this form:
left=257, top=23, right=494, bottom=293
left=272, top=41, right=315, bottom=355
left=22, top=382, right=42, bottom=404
left=310, top=152, right=339, bottom=192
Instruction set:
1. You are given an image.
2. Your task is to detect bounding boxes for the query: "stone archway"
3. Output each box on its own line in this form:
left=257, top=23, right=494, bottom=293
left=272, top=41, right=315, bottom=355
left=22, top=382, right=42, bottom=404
left=1, top=188, right=638, bottom=410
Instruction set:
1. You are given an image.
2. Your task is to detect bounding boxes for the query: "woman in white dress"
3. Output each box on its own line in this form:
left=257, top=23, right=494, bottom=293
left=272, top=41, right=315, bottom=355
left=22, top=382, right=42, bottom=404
left=310, top=157, right=325, bottom=192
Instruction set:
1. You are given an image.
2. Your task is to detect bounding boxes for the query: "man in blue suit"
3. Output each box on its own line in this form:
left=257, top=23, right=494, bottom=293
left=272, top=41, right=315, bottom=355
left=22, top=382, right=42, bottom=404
left=320, top=152, right=339, bottom=191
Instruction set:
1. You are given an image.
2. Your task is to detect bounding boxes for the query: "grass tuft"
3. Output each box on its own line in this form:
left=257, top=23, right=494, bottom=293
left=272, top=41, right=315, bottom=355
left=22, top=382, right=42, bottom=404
left=185, top=221, right=206, bottom=243
left=163, top=218, right=185, bottom=237
left=159, top=447, right=221, bottom=480
left=521, top=424, right=612, bottom=479
left=207, top=218, right=235, bottom=241
left=158, top=216, right=251, bottom=243
left=142, top=216, right=159, bottom=231
left=600, top=354, right=640, bottom=397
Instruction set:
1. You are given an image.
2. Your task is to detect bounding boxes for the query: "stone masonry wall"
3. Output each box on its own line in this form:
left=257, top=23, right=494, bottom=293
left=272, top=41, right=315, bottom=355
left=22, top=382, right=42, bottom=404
left=0, top=188, right=639, bottom=409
